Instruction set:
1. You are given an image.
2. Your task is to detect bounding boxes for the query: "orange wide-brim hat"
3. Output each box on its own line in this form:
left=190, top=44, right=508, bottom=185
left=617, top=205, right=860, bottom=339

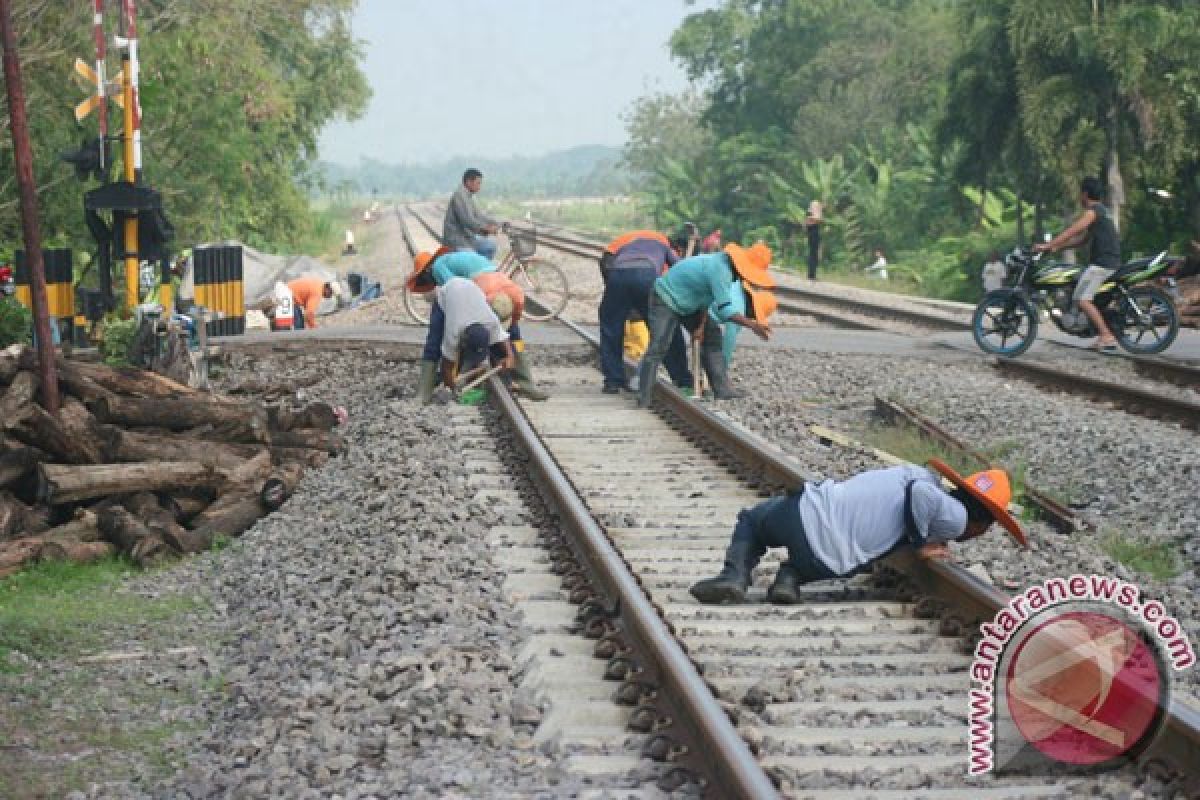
left=743, top=284, right=777, bottom=322
left=724, top=241, right=775, bottom=288
left=405, top=246, right=452, bottom=293
left=928, top=458, right=1028, bottom=547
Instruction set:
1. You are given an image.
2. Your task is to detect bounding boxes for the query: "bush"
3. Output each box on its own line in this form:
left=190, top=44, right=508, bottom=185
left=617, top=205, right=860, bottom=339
left=0, top=297, right=32, bottom=348
left=99, top=314, right=137, bottom=366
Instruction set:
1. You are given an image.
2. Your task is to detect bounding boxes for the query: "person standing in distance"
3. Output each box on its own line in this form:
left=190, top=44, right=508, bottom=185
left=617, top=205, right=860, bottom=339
left=805, top=200, right=824, bottom=281
left=444, top=168, right=500, bottom=260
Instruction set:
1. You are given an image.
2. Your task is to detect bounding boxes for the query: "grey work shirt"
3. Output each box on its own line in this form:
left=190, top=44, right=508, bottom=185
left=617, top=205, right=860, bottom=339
left=443, top=185, right=496, bottom=250
left=799, top=465, right=967, bottom=576
left=435, top=277, right=509, bottom=361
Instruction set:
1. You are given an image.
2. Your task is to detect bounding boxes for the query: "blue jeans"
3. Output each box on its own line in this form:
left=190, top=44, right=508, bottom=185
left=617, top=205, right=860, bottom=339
left=731, top=494, right=839, bottom=582
left=598, top=267, right=691, bottom=389
left=421, top=299, right=521, bottom=365
left=472, top=236, right=497, bottom=260
left=638, top=290, right=722, bottom=407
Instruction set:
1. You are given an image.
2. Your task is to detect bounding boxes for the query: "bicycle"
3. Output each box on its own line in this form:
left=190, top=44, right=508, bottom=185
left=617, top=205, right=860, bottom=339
left=403, top=224, right=571, bottom=324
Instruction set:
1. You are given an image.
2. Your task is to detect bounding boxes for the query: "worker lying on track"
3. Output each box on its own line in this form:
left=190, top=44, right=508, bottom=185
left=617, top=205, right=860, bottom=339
left=287, top=275, right=339, bottom=330
left=598, top=230, right=693, bottom=394
left=408, top=253, right=547, bottom=403
left=636, top=242, right=774, bottom=408
left=432, top=277, right=515, bottom=391
left=690, top=460, right=1028, bottom=605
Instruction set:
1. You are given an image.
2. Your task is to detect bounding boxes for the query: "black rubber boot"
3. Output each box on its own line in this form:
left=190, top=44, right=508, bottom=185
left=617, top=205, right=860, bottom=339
left=512, top=352, right=549, bottom=401
left=701, top=347, right=746, bottom=400
left=690, top=541, right=755, bottom=604
left=416, top=361, right=438, bottom=405
left=767, top=564, right=802, bottom=605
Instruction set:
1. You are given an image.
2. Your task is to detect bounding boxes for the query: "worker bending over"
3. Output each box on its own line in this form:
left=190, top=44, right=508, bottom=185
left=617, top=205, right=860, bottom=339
left=287, top=275, right=339, bottom=329
left=637, top=242, right=773, bottom=408
left=434, top=277, right=514, bottom=389
left=409, top=251, right=546, bottom=402
left=598, top=230, right=692, bottom=394
left=691, top=460, right=1028, bottom=605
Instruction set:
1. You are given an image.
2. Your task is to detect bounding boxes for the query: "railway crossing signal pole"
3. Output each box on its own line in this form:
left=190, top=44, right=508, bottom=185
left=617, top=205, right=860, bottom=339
left=117, top=0, right=142, bottom=310
left=0, top=0, right=61, bottom=413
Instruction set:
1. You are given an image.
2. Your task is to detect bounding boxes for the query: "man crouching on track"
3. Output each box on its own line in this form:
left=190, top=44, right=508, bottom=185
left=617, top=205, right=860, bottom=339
left=432, top=276, right=515, bottom=393
left=409, top=250, right=547, bottom=402
left=637, top=242, right=774, bottom=407
left=690, top=460, right=1028, bottom=605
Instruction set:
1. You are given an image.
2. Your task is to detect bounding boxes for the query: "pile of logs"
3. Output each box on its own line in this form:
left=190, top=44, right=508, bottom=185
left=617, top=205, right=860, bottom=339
left=0, top=344, right=343, bottom=578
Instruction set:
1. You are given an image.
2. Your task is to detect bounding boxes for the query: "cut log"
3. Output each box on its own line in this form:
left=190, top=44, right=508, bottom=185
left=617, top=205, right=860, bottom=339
left=0, top=446, right=38, bottom=489
left=105, top=427, right=262, bottom=468
left=0, top=538, right=43, bottom=578
left=92, top=395, right=269, bottom=444
left=0, top=343, right=25, bottom=386
left=160, top=491, right=212, bottom=524
left=0, top=490, right=38, bottom=539
left=271, top=446, right=330, bottom=468
left=10, top=405, right=91, bottom=464
left=55, top=360, right=116, bottom=405
left=218, top=450, right=273, bottom=488
left=38, top=539, right=114, bottom=564
left=269, top=428, right=345, bottom=454
left=97, top=506, right=171, bottom=566
left=54, top=398, right=108, bottom=464
left=69, top=360, right=200, bottom=399
left=268, top=402, right=339, bottom=432
left=34, top=510, right=101, bottom=546
left=39, top=461, right=218, bottom=505
left=188, top=491, right=266, bottom=543
left=260, top=463, right=304, bottom=510
left=0, top=371, right=38, bottom=431
left=123, top=492, right=205, bottom=555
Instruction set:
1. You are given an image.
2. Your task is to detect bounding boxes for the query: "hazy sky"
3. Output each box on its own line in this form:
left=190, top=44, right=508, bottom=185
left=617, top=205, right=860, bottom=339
left=317, top=0, right=717, bottom=166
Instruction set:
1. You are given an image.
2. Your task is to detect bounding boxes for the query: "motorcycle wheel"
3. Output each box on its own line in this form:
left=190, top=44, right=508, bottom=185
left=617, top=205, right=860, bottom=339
left=1112, top=286, right=1179, bottom=355
left=972, top=290, right=1038, bottom=357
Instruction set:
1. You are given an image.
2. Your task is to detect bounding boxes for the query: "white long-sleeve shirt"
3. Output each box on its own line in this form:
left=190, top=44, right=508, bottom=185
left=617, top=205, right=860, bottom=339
left=799, top=465, right=967, bottom=576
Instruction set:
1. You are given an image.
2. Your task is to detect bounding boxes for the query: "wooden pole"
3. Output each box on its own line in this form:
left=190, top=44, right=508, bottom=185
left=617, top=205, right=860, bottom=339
left=0, top=0, right=60, bottom=413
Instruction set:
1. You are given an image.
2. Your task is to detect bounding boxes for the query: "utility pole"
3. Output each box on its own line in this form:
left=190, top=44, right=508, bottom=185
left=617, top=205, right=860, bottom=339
left=0, top=0, right=60, bottom=413
left=117, top=0, right=142, bottom=309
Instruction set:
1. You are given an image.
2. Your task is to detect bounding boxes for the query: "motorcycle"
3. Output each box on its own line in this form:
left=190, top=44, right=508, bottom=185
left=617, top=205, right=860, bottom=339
left=972, top=247, right=1181, bottom=357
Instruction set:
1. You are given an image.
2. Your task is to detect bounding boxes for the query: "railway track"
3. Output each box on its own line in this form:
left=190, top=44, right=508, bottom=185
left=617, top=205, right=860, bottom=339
left=480, top=348, right=1200, bottom=797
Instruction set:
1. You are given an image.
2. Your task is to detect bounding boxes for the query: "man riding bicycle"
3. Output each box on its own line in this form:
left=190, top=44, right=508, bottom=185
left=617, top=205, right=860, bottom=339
left=444, top=168, right=499, bottom=259
left=1034, top=176, right=1121, bottom=351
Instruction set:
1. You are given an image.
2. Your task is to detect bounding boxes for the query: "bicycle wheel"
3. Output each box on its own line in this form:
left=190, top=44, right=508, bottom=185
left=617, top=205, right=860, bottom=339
left=403, top=287, right=434, bottom=325
left=511, top=257, right=570, bottom=321
left=972, top=290, right=1038, bottom=357
left=1113, top=286, right=1179, bottom=354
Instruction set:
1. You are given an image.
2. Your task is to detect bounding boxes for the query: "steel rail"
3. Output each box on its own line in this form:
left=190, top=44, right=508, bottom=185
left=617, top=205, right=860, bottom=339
left=486, top=371, right=780, bottom=800
left=994, top=357, right=1200, bottom=430
left=872, top=396, right=1085, bottom=534
left=1128, top=354, right=1200, bottom=390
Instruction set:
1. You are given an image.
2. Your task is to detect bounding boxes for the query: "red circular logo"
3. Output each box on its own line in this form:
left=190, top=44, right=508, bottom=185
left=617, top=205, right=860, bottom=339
left=1005, top=610, right=1164, bottom=765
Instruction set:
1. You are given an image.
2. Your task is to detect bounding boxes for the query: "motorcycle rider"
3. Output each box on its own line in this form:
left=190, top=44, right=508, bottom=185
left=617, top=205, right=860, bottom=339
left=1034, top=177, right=1121, bottom=351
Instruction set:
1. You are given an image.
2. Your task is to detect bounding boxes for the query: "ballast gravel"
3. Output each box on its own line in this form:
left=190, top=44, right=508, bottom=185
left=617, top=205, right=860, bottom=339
left=88, top=348, right=603, bottom=799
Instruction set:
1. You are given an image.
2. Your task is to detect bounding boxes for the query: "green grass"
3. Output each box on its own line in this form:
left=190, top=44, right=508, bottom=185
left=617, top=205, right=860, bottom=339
left=489, top=197, right=653, bottom=240
left=1101, top=532, right=1181, bottom=581
left=0, top=557, right=212, bottom=798
left=0, top=557, right=201, bottom=667
left=860, top=421, right=975, bottom=475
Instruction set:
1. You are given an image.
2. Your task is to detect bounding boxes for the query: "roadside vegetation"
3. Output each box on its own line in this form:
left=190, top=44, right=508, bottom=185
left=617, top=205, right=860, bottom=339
left=622, top=1, right=1200, bottom=302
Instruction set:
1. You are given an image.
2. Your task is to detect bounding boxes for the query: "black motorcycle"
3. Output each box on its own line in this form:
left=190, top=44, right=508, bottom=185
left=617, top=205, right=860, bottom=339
left=972, top=247, right=1181, bottom=357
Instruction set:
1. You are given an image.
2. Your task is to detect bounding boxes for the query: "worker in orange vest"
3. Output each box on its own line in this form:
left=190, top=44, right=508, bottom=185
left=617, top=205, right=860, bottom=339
left=287, top=276, right=338, bottom=329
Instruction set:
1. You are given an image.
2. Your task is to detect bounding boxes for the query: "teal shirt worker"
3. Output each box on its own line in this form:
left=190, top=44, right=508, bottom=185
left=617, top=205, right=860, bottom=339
left=654, top=253, right=738, bottom=321
left=432, top=250, right=496, bottom=286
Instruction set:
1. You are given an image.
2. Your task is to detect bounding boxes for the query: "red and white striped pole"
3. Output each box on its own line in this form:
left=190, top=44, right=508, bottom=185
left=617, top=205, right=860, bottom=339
left=119, top=0, right=140, bottom=180
left=93, top=0, right=106, bottom=170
